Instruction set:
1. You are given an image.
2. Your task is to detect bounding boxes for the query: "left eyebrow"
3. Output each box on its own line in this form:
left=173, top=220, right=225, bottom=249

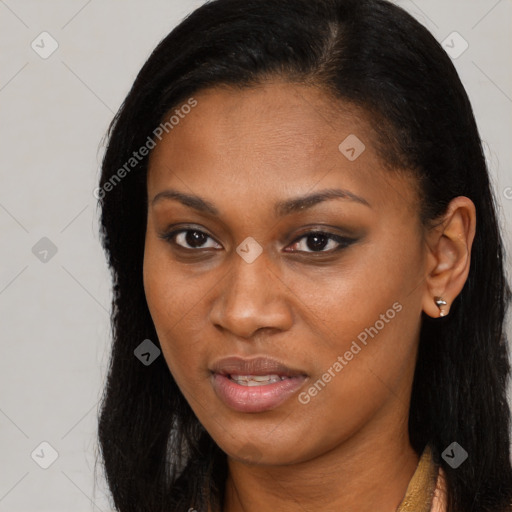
left=274, top=188, right=371, bottom=216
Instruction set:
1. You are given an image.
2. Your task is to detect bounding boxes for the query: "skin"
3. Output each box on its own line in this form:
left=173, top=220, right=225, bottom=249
left=143, top=80, right=476, bottom=512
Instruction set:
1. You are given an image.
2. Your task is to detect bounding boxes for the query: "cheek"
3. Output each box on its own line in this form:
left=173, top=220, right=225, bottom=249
left=289, top=301, right=419, bottom=459
left=289, top=230, right=421, bottom=343
left=143, top=241, right=203, bottom=376
left=291, top=231, right=423, bottom=411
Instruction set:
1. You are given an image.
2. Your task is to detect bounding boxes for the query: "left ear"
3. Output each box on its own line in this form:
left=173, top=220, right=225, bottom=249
left=422, top=196, right=476, bottom=319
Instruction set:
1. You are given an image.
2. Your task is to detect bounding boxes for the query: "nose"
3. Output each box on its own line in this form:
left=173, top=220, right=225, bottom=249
left=208, top=247, right=294, bottom=339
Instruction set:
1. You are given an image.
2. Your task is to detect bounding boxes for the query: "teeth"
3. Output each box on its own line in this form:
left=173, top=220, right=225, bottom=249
left=229, top=374, right=288, bottom=386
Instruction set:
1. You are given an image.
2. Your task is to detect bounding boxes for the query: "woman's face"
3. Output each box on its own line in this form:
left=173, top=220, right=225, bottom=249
left=144, top=81, right=428, bottom=465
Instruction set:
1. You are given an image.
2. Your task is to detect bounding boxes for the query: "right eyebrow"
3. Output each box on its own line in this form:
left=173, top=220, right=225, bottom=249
left=151, top=189, right=219, bottom=215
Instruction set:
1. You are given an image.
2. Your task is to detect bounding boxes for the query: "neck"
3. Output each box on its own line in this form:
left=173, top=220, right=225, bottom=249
left=223, top=411, right=419, bottom=512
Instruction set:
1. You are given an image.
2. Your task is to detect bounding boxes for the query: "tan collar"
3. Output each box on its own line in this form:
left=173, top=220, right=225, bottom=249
left=396, top=445, right=445, bottom=512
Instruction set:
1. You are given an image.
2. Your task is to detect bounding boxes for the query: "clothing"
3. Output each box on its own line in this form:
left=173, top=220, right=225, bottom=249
left=396, top=445, right=447, bottom=512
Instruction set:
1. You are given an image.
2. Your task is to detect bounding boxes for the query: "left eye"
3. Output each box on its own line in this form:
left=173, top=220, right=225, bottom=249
left=286, top=231, right=353, bottom=253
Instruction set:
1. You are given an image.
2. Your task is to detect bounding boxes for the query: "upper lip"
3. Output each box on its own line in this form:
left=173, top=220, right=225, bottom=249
left=210, top=356, right=307, bottom=377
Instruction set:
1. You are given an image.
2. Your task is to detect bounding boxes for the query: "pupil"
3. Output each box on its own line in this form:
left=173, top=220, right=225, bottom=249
left=186, top=230, right=206, bottom=247
left=307, top=233, right=327, bottom=251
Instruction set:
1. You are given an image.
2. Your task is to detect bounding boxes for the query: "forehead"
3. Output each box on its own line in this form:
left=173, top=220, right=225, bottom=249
left=150, top=81, right=367, bottom=166
left=147, top=80, right=418, bottom=218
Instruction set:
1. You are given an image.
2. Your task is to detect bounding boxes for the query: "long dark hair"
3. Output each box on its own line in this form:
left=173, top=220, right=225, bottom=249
left=96, top=0, right=512, bottom=510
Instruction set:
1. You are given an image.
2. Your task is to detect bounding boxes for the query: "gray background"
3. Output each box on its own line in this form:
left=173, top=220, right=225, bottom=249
left=1, top=1, right=511, bottom=510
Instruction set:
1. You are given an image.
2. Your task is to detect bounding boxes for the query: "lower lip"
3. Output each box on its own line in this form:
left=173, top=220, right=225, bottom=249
left=211, top=373, right=307, bottom=413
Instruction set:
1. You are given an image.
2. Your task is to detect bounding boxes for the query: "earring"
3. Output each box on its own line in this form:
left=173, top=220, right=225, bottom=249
left=434, top=296, right=447, bottom=317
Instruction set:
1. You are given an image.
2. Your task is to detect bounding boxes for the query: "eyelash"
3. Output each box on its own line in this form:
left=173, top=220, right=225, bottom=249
left=158, top=227, right=355, bottom=254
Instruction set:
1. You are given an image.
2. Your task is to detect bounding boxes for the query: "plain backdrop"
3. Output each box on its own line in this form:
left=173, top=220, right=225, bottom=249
left=1, top=1, right=511, bottom=510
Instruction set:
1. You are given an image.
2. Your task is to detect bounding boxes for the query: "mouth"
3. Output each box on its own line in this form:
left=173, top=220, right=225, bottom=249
left=227, top=374, right=291, bottom=386
left=209, top=356, right=308, bottom=413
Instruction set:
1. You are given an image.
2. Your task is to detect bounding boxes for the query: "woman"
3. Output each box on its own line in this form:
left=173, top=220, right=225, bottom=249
left=96, top=0, right=512, bottom=510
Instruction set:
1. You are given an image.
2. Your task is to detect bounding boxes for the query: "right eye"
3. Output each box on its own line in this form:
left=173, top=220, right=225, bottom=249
left=159, top=228, right=222, bottom=251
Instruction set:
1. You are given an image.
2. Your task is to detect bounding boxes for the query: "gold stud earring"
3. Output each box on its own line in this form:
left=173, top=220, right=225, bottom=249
left=434, top=296, right=447, bottom=317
